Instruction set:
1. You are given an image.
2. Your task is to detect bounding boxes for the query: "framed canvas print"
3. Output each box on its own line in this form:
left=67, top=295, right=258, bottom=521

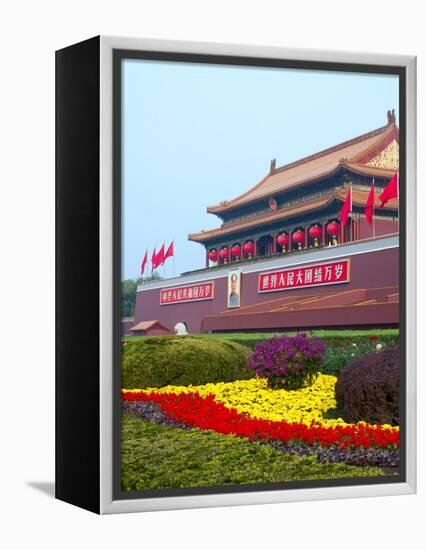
left=55, top=36, right=417, bottom=514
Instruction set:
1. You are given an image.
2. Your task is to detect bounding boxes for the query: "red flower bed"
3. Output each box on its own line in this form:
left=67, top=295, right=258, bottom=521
left=122, top=390, right=399, bottom=450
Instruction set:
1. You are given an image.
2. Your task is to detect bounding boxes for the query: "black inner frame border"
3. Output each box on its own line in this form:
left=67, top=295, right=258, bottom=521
left=112, top=48, right=407, bottom=501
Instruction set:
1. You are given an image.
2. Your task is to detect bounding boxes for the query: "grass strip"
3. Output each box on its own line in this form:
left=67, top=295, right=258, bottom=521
left=121, top=416, right=384, bottom=491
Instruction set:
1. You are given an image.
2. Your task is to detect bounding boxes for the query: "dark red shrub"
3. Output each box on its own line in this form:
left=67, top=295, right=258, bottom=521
left=335, top=347, right=399, bottom=426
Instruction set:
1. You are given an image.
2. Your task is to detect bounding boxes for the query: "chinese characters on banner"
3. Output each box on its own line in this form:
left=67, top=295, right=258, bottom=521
left=258, top=260, right=350, bottom=293
left=160, top=282, right=215, bottom=305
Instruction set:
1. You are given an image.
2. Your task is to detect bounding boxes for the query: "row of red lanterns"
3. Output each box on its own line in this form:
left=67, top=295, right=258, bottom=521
left=208, top=221, right=341, bottom=263
left=209, top=243, right=247, bottom=262
left=208, top=241, right=254, bottom=263
left=282, top=221, right=341, bottom=249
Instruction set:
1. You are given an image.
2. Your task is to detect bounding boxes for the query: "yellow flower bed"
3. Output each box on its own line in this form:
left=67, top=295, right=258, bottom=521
left=123, top=373, right=397, bottom=430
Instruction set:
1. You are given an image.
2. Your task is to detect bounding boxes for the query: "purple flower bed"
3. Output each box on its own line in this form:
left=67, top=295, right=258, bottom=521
left=249, top=332, right=326, bottom=390
left=122, top=400, right=189, bottom=429
left=268, top=441, right=399, bottom=468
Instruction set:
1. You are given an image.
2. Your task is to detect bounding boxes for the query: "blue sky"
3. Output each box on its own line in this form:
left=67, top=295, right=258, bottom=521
left=122, top=59, right=398, bottom=280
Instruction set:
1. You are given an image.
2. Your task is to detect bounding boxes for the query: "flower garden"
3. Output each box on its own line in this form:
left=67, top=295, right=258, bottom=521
left=121, top=331, right=400, bottom=491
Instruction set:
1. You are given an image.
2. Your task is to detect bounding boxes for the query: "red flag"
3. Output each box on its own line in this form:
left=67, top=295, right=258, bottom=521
left=340, top=186, right=352, bottom=227
left=151, top=247, right=157, bottom=272
left=156, top=243, right=165, bottom=267
left=140, top=249, right=148, bottom=275
left=379, top=172, right=399, bottom=207
left=364, top=179, right=375, bottom=226
left=164, top=241, right=174, bottom=262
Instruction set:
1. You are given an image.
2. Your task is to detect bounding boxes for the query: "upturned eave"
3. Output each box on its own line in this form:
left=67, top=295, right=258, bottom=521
left=206, top=121, right=399, bottom=216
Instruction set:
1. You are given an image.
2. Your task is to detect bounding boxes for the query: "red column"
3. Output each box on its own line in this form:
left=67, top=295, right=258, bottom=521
left=273, top=234, right=277, bottom=254
left=322, top=223, right=326, bottom=246
left=304, top=227, right=308, bottom=248
left=205, top=249, right=209, bottom=268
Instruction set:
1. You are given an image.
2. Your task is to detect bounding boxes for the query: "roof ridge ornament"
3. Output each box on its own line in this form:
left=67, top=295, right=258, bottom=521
left=387, top=109, right=396, bottom=125
left=268, top=197, right=278, bottom=211
left=270, top=158, right=276, bottom=173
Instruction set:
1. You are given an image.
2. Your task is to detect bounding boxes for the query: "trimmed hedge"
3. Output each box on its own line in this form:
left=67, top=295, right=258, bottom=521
left=227, top=333, right=399, bottom=351
left=225, top=333, right=399, bottom=375
left=335, top=347, right=400, bottom=426
left=121, top=335, right=253, bottom=389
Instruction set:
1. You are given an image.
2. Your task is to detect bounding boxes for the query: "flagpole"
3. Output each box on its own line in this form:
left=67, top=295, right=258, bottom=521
left=152, top=242, right=156, bottom=275
left=372, top=178, right=375, bottom=238
left=173, top=236, right=175, bottom=278
left=373, top=201, right=376, bottom=238
left=372, top=177, right=375, bottom=238
left=162, top=242, right=165, bottom=278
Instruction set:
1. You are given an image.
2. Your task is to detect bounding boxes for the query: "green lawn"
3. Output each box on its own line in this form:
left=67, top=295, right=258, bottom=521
left=123, top=328, right=398, bottom=343
left=121, top=416, right=384, bottom=492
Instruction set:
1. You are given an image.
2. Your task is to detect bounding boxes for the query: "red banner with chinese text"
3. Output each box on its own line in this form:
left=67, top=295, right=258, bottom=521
left=160, top=282, right=215, bottom=305
left=258, top=260, right=350, bottom=293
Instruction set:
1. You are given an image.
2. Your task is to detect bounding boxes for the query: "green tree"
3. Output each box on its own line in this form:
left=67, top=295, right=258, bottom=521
left=121, top=273, right=161, bottom=317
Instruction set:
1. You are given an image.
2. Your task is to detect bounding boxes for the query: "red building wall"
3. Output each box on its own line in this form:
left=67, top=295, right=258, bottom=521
left=357, top=218, right=398, bottom=240
left=134, top=237, right=399, bottom=333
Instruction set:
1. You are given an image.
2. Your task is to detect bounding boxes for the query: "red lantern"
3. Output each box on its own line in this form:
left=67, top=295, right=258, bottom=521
left=327, top=221, right=340, bottom=236
left=243, top=241, right=255, bottom=258
left=309, top=225, right=322, bottom=247
left=219, top=247, right=229, bottom=263
left=327, top=221, right=340, bottom=245
left=231, top=244, right=241, bottom=259
left=276, top=232, right=289, bottom=252
left=292, top=229, right=305, bottom=250
left=208, top=249, right=218, bottom=262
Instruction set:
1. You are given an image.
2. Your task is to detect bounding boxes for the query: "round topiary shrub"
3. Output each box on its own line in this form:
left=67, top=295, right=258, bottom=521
left=335, top=347, right=400, bottom=426
left=248, top=332, right=326, bottom=390
left=121, top=335, right=253, bottom=388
